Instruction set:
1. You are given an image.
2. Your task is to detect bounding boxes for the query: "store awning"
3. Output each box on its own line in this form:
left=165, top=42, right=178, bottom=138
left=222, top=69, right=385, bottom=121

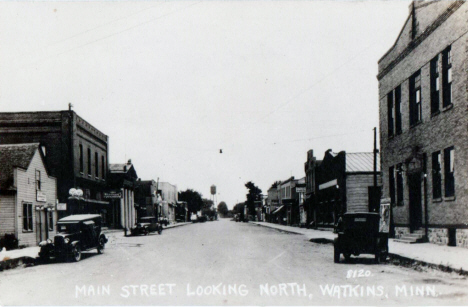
left=272, top=205, right=285, bottom=214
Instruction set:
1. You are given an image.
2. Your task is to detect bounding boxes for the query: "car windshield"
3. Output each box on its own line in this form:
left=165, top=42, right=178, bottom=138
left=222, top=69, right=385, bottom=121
left=57, top=222, right=80, bottom=233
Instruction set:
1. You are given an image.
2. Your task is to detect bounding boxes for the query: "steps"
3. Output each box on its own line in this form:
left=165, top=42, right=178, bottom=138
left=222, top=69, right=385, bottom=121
left=394, top=230, right=426, bottom=244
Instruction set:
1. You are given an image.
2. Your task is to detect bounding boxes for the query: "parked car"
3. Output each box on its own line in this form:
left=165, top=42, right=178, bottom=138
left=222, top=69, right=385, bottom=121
left=39, top=214, right=107, bottom=262
left=159, top=217, right=169, bottom=227
left=333, top=212, right=388, bottom=264
left=131, top=217, right=163, bottom=236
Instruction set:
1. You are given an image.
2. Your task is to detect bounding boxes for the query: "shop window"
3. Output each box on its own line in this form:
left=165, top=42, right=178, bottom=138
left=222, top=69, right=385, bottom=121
left=430, top=55, right=440, bottom=115
left=48, top=211, right=54, bottom=231
left=409, top=70, right=422, bottom=126
left=442, top=46, right=452, bottom=108
left=444, top=147, right=455, bottom=197
left=432, top=151, right=442, bottom=199
left=23, top=203, right=33, bottom=232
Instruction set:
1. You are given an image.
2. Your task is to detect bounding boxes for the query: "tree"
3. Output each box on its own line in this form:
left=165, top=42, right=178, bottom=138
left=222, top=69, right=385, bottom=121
left=178, top=189, right=204, bottom=214
left=217, top=201, right=228, bottom=217
left=245, top=181, right=262, bottom=217
left=270, top=181, right=281, bottom=189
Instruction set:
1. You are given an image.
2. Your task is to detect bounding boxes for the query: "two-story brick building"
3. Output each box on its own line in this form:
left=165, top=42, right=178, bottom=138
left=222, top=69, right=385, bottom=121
left=378, top=1, right=468, bottom=247
left=0, top=110, right=110, bottom=220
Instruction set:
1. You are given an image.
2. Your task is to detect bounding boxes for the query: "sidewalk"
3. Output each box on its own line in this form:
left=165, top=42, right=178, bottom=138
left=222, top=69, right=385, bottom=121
left=0, top=222, right=192, bottom=270
left=252, top=221, right=468, bottom=274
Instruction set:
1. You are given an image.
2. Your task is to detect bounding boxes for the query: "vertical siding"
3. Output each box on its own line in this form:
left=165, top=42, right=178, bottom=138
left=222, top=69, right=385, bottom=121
left=16, top=150, right=57, bottom=247
left=0, top=196, right=15, bottom=236
left=346, top=174, right=383, bottom=213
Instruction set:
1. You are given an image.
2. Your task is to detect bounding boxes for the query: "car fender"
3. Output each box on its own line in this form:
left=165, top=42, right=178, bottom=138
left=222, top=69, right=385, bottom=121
left=71, top=240, right=80, bottom=247
left=100, top=234, right=108, bottom=243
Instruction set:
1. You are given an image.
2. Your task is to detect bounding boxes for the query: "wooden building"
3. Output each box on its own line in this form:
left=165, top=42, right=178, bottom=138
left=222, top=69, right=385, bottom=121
left=0, top=143, right=58, bottom=247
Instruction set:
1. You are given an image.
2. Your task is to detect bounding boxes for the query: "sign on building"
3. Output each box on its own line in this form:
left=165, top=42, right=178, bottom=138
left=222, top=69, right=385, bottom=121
left=57, top=203, right=67, bottom=211
left=104, top=191, right=122, bottom=199
left=36, top=191, right=47, bottom=202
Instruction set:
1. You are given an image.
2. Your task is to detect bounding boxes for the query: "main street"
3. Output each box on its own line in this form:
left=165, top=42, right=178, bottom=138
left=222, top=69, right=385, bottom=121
left=0, top=219, right=467, bottom=306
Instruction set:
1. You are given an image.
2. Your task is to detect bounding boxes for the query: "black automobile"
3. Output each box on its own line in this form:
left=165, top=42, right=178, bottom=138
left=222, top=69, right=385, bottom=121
left=333, top=212, right=388, bottom=263
left=131, top=217, right=163, bottom=236
left=39, top=214, right=107, bottom=262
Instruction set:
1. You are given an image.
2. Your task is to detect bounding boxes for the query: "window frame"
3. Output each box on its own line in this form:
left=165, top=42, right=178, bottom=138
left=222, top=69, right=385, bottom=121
left=87, top=147, right=92, bottom=177
left=432, top=151, right=442, bottom=199
left=409, top=70, right=422, bottom=127
left=442, top=46, right=453, bottom=108
left=444, top=146, right=455, bottom=197
left=79, top=144, right=84, bottom=173
left=95, top=152, right=99, bottom=178
left=22, top=202, right=33, bottom=232
left=430, top=55, right=440, bottom=115
left=387, top=91, right=394, bottom=137
left=395, top=85, right=402, bottom=134
left=35, top=170, right=41, bottom=191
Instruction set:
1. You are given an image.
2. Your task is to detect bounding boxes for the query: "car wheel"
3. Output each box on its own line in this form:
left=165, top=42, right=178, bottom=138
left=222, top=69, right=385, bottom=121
left=344, top=253, right=351, bottom=262
left=72, top=245, right=81, bottom=262
left=97, top=236, right=106, bottom=254
left=158, top=227, right=162, bottom=235
left=333, top=239, right=340, bottom=263
left=39, top=253, right=49, bottom=264
left=143, top=228, right=149, bottom=236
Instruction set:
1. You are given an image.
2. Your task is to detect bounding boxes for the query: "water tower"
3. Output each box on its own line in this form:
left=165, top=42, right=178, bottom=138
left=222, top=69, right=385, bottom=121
left=210, top=185, right=216, bottom=208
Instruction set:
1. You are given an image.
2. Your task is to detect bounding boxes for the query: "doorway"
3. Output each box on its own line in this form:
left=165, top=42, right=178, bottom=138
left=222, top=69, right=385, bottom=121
left=408, top=172, right=422, bottom=232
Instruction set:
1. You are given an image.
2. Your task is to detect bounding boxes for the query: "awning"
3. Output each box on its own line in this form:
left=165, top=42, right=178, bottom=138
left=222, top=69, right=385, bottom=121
left=272, top=205, right=285, bottom=214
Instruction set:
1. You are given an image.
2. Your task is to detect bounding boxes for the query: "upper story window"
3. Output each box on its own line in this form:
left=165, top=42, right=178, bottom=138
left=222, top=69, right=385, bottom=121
left=87, top=148, right=92, bottom=176
left=432, top=151, right=442, bottom=199
left=35, top=170, right=41, bottom=191
left=79, top=145, right=84, bottom=173
left=396, top=164, right=404, bottom=206
left=409, top=70, right=422, bottom=126
left=101, top=156, right=105, bottom=180
left=395, top=86, right=402, bottom=134
left=430, top=55, right=440, bottom=115
left=389, top=166, right=395, bottom=205
left=95, top=152, right=99, bottom=178
left=442, top=46, right=452, bottom=108
left=387, top=91, right=394, bottom=137
left=444, top=146, right=455, bottom=197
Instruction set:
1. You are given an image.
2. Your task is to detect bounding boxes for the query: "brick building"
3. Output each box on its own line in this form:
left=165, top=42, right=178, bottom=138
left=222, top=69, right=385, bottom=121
left=378, top=1, right=468, bottom=247
left=0, top=110, right=110, bottom=220
left=0, top=143, right=58, bottom=247
left=304, top=150, right=321, bottom=228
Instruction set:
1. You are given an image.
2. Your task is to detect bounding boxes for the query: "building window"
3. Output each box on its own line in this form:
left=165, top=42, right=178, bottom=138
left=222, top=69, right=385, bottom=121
left=442, top=46, right=452, bottom=108
left=432, top=151, right=442, bottom=199
left=396, top=164, right=404, bottom=206
left=48, top=211, right=54, bottom=231
left=395, top=85, right=402, bottom=134
left=79, top=145, right=84, bottom=173
left=102, top=156, right=105, bottom=180
left=387, top=91, right=394, bottom=137
left=444, top=147, right=455, bottom=197
left=430, top=55, right=440, bottom=115
left=409, top=70, right=422, bottom=126
left=389, top=166, right=395, bottom=205
left=35, top=170, right=41, bottom=191
left=87, top=148, right=92, bottom=176
left=95, top=152, right=99, bottom=178
left=23, top=203, right=33, bottom=232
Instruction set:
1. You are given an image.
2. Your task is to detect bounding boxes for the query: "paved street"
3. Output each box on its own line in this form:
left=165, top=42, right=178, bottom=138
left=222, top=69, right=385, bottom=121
left=1, top=219, right=467, bottom=306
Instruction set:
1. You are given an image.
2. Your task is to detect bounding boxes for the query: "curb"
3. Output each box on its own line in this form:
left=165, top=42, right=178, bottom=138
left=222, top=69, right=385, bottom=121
left=163, top=222, right=191, bottom=229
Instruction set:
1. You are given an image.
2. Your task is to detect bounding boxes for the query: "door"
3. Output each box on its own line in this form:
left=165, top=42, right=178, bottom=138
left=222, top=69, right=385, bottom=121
left=408, top=172, right=422, bottom=231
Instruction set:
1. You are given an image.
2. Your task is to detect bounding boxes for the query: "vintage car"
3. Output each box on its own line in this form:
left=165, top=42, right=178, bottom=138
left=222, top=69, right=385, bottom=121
left=39, top=214, right=107, bottom=262
left=131, top=217, right=163, bottom=236
left=333, top=212, right=388, bottom=264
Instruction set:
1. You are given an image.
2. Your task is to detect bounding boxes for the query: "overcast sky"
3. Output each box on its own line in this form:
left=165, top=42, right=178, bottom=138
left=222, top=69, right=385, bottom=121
left=0, top=1, right=411, bottom=208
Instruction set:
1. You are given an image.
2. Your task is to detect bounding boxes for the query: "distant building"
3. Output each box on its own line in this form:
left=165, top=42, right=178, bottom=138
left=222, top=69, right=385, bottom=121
left=304, top=150, right=321, bottom=228
left=278, top=177, right=299, bottom=226
left=0, top=143, right=58, bottom=247
left=108, top=160, right=138, bottom=231
left=315, top=150, right=381, bottom=228
left=0, top=110, right=109, bottom=220
left=378, top=1, right=468, bottom=247
left=135, top=179, right=160, bottom=220
left=158, top=182, right=178, bottom=223
left=265, top=184, right=280, bottom=223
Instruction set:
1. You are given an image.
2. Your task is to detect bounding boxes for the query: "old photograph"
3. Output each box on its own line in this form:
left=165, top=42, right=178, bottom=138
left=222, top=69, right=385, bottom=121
left=0, top=0, right=467, bottom=305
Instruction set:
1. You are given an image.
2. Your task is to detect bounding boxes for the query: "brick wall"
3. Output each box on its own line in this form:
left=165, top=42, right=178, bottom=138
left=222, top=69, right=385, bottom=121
left=378, top=2, right=468, bottom=245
